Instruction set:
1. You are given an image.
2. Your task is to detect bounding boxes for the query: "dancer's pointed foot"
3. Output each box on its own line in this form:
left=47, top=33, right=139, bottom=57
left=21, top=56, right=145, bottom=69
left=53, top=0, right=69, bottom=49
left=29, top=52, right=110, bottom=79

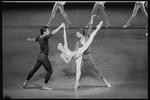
left=145, top=25, right=148, bottom=28
left=66, top=22, right=72, bottom=28
left=85, top=25, right=89, bottom=28
left=23, top=85, right=26, bottom=88
left=106, top=23, right=110, bottom=28
left=23, top=80, right=28, bottom=88
left=106, top=82, right=111, bottom=87
left=123, top=23, right=130, bottom=28
left=103, top=78, right=111, bottom=87
left=85, top=23, right=90, bottom=28
left=74, top=82, right=80, bottom=91
left=42, top=85, right=52, bottom=90
left=146, top=33, right=148, bottom=36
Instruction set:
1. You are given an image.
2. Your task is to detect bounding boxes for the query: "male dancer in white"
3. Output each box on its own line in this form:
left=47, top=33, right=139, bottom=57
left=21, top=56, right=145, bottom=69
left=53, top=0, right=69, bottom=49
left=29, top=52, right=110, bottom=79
left=85, top=1, right=110, bottom=28
left=57, top=15, right=111, bottom=90
left=123, top=1, right=148, bottom=36
left=46, top=2, right=72, bottom=28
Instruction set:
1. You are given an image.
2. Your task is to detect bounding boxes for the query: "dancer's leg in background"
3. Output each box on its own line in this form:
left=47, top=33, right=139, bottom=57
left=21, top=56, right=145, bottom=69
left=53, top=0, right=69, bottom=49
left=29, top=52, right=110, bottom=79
left=46, top=3, right=59, bottom=26
left=59, top=4, right=72, bottom=28
left=123, top=2, right=141, bottom=28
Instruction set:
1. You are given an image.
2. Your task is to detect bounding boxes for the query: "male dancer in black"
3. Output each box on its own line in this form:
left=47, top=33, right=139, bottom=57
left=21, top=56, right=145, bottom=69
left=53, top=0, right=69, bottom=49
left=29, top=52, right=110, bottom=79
left=23, top=25, right=63, bottom=90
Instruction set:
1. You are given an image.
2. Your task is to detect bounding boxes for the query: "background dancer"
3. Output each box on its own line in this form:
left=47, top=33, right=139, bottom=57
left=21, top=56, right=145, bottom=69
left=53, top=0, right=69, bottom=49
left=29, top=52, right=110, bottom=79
left=46, top=2, right=72, bottom=28
left=85, top=1, right=110, bottom=28
left=75, top=15, right=111, bottom=90
left=123, top=1, right=148, bottom=30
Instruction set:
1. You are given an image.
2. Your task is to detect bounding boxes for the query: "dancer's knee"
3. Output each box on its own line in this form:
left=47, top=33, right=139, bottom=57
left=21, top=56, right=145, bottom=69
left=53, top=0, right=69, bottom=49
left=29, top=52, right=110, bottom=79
left=92, top=65, right=99, bottom=73
left=48, top=70, right=53, bottom=75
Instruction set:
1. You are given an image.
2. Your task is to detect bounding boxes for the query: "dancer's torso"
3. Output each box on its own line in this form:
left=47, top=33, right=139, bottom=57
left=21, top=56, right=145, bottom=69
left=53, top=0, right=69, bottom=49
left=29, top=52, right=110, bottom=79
left=35, top=34, right=53, bottom=54
left=96, top=1, right=106, bottom=5
left=136, top=1, right=145, bottom=4
left=56, top=2, right=66, bottom=5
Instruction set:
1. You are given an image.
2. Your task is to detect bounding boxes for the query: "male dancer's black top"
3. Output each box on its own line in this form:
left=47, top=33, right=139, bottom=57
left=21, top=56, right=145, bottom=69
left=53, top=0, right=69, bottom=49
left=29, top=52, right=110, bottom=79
left=35, top=33, right=53, bottom=54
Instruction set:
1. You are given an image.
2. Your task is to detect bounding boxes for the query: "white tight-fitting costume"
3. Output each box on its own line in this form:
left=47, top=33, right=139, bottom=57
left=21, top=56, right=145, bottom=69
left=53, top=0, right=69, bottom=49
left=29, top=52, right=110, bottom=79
left=59, top=19, right=103, bottom=90
left=46, top=2, right=71, bottom=28
left=86, top=1, right=110, bottom=28
left=60, top=21, right=103, bottom=64
left=123, top=1, right=148, bottom=28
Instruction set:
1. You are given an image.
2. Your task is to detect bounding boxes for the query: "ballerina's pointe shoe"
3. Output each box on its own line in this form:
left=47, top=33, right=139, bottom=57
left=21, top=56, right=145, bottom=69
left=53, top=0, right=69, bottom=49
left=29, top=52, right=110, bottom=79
left=67, top=23, right=72, bottom=28
left=103, top=78, right=111, bottom=87
left=106, top=24, right=110, bottom=28
left=73, top=82, right=80, bottom=90
left=42, top=85, right=52, bottom=90
left=23, top=80, right=28, bottom=88
left=146, top=33, right=148, bottom=36
left=123, top=23, right=130, bottom=28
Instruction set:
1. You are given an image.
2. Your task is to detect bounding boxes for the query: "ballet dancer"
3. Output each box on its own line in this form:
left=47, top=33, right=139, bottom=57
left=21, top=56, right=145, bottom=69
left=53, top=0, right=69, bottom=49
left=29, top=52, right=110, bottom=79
left=123, top=1, right=148, bottom=29
left=74, top=15, right=111, bottom=90
left=23, top=25, right=64, bottom=90
left=85, top=1, right=110, bottom=28
left=57, top=15, right=99, bottom=64
left=58, top=15, right=111, bottom=90
left=46, top=2, right=72, bottom=28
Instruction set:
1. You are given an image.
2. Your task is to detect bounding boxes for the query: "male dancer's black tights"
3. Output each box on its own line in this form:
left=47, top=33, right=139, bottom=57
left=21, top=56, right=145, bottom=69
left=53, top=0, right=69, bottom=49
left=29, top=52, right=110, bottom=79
left=27, top=53, right=53, bottom=83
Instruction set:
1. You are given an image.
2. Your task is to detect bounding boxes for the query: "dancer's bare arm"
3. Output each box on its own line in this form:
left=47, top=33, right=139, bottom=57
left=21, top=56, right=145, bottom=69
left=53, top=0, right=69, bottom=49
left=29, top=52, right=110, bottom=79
left=27, top=38, right=36, bottom=42
left=87, top=15, right=95, bottom=36
left=60, top=53, right=72, bottom=64
left=60, top=23, right=72, bottom=63
left=44, top=23, right=64, bottom=39
left=51, top=23, right=64, bottom=35
left=61, top=23, right=68, bottom=49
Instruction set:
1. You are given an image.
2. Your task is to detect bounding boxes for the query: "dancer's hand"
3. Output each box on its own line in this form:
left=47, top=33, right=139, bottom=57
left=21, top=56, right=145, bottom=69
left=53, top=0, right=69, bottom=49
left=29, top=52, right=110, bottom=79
left=27, top=38, right=33, bottom=41
left=61, top=23, right=65, bottom=28
left=27, top=38, right=31, bottom=41
left=27, top=38, right=35, bottom=41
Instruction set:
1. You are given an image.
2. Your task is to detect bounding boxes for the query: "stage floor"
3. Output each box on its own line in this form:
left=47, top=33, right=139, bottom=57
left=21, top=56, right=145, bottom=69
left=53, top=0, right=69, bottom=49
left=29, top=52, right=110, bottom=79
left=2, top=3, right=148, bottom=99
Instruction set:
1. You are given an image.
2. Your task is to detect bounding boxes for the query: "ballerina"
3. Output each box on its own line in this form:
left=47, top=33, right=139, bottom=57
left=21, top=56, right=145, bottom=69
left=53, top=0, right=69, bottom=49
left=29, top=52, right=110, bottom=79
left=46, top=2, right=72, bottom=28
left=123, top=1, right=148, bottom=28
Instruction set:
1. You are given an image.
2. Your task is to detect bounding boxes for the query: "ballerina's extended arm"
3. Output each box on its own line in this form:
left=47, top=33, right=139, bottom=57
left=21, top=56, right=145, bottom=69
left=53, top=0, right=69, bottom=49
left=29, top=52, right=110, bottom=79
left=60, top=23, right=73, bottom=63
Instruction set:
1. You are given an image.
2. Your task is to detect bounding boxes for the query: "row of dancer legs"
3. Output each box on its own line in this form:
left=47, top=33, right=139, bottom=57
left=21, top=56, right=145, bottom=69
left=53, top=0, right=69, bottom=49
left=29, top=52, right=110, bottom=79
left=46, top=1, right=148, bottom=36
left=123, top=1, right=148, bottom=28
left=46, top=2, right=72, bottom=28
left=123, top=1, right=148, bottom=36
left=85, top=1, right=110, bottom=28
